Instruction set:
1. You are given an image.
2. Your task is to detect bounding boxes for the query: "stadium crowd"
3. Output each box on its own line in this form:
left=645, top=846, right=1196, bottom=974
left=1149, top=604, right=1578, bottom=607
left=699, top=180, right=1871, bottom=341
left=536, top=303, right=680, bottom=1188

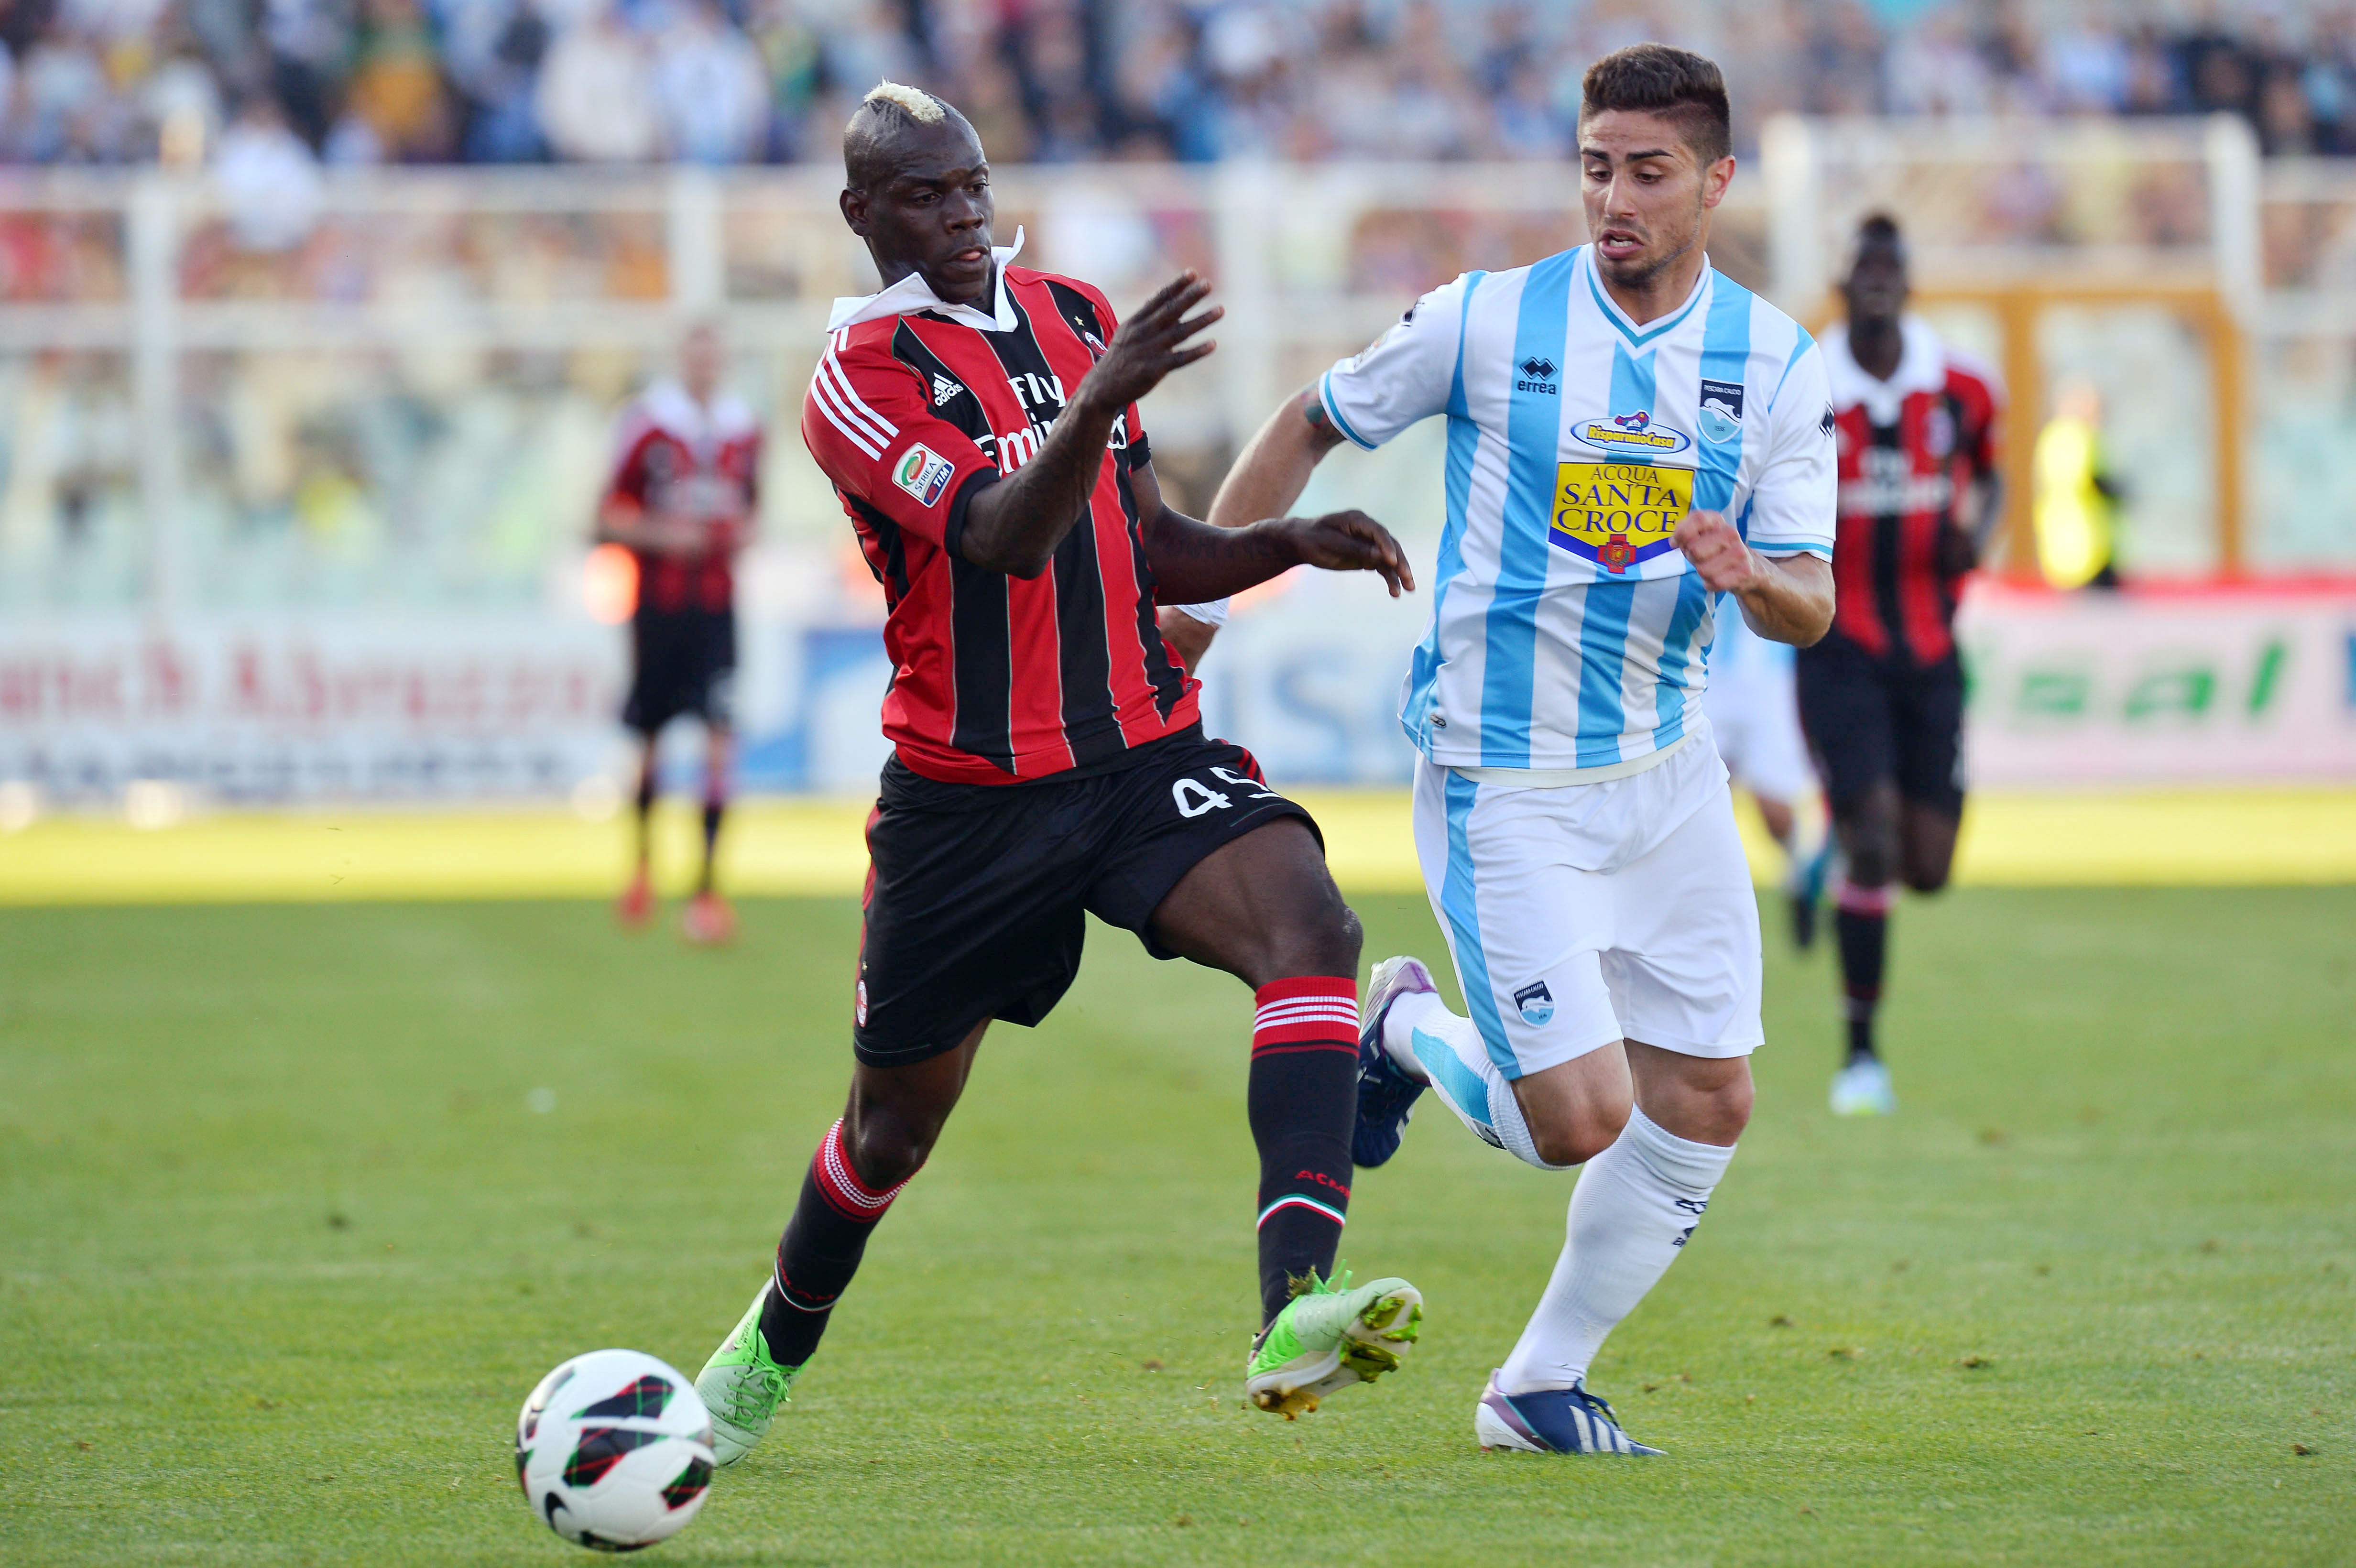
left=0, top=0, right=2351, bottom=173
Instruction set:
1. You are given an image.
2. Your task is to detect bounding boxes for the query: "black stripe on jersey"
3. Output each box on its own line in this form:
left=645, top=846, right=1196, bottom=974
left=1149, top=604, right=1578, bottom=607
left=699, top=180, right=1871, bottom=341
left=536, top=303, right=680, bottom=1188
left=982, top=288, right=1124, bottom=763
left=844, top=494, right=911, bottom=601
left=1035, top=280, right=1186, bottom=722
left=946, top=556, right=1015, bottom=774
left=890, top=319, right=1017, bottom=772
left=1112, top=440, right=1189, bottom=722
left=1867, top=417, right=1908, bottom=667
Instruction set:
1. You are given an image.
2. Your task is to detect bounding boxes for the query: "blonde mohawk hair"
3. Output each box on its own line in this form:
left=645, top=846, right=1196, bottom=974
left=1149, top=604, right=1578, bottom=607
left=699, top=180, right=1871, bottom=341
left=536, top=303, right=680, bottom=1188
left=862, top=81, right=945, bottom=124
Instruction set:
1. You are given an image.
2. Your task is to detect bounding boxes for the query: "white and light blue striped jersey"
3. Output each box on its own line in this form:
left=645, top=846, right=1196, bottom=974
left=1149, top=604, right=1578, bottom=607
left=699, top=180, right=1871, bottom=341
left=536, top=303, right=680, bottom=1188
left=1320, top=245, right=1835, bottom=775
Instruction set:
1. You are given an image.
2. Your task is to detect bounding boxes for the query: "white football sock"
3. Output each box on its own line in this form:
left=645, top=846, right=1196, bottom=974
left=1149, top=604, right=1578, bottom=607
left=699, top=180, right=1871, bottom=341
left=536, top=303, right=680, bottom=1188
left=1380, top=991, right=1571, bottom=1171
left=1497, top=1107, right=1736, bottom=1394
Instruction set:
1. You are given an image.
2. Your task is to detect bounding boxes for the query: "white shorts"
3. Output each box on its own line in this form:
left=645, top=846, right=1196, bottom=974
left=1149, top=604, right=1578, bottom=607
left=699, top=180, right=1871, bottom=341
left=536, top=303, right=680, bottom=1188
left=1702, top=638, right=1815, bottom=805
left=1411, top=735, right=1765, bottom=1079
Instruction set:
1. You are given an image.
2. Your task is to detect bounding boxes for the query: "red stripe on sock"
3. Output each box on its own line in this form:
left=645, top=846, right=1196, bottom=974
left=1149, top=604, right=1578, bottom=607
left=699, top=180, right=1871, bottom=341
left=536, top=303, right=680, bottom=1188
left=1835, top=880, right=1895, bottom=915
left=1253, top=975, right=1359, bottom=1050
left=809, top=1118, right=909, bottom=1223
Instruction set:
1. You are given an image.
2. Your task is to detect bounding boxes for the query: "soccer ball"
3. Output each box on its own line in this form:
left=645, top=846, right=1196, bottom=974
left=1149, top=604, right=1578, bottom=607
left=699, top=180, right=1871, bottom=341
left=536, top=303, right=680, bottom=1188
left=515, top=1349, right=715, bottom=1552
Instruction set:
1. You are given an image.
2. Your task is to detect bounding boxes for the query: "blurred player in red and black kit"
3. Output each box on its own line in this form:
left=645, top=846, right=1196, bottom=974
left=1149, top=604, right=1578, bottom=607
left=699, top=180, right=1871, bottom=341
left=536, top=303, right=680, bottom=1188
left=597, top=324, right=760, bottom=945
left=1800, top=214, right=2002, bottom=1116
left=687, top=81, right=1429, bottom=1462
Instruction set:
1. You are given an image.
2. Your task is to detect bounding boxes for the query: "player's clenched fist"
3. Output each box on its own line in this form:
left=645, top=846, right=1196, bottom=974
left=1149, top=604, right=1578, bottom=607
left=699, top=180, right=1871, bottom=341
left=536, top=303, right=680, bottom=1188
left=1078, top=271, right=1222, bottom=412
left=1275, top=510, right=1417, bottom=597
left=1674, top=508, right=1765, bottom=594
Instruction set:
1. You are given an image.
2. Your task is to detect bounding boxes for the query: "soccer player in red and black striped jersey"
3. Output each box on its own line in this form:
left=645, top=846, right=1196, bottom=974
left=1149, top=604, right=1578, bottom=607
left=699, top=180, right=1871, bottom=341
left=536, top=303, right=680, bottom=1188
left=1797, top=214, right=2003, bottom=1116
left=689, top=82, right=1429, bottom=1461
left=598, top=324, right=760, bottom=944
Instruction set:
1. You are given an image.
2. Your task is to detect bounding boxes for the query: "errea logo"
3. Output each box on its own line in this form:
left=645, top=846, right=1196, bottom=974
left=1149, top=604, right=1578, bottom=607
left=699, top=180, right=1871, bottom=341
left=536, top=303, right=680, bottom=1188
left=1516, top=356, right=1559, bottom=394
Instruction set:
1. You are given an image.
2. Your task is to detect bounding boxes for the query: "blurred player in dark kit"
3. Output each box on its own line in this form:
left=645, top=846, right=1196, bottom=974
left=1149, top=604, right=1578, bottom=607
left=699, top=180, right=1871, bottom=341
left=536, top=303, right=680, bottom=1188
left=598, top=324, right=762, bottom=945
left=1802, top=215, right=2003, bottom=1115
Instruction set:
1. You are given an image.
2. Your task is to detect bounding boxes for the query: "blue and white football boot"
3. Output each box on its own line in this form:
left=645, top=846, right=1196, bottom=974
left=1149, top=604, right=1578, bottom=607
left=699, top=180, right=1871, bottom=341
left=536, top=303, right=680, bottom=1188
left=1474, top=1371, right=1663, bottom=1455
left=1353, top=956, right=1437, bottom=1168
left=1829, top=1053, right=1898, bottom=1116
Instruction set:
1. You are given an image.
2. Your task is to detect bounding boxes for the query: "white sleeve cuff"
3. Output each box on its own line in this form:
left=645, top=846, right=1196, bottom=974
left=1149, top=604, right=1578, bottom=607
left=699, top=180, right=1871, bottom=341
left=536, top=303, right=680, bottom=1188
left=1171, top=598, right=1231, bottom=628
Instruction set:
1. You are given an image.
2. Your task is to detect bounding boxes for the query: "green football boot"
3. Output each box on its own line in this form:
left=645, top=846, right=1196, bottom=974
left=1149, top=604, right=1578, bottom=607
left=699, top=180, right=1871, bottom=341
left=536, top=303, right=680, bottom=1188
left=1244, top=1267, right=1423, bottom=1418
left=693, top=1284, right=804, bottom=1466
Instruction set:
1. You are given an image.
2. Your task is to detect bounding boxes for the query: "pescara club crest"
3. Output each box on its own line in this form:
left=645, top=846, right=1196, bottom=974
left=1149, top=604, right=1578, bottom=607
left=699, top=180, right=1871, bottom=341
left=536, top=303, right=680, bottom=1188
left=1698, top=378, right=1745, bottom=444
left=1512, top=980, right=1555, bottom=1027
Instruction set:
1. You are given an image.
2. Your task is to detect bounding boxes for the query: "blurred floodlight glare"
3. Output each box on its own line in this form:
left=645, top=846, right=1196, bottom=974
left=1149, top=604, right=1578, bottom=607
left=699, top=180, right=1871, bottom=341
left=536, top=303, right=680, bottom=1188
left=571, top=775, right=622, bottom=822
left=583, top=544, right=638, bottom=626
left=0, top=782, right=37, bottom=834
left=124, top=781, right=187, bottom=832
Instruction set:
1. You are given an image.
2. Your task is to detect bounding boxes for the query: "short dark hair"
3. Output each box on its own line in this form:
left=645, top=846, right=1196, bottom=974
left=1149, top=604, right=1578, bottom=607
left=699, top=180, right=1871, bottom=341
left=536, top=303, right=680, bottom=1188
left=1579, top=44, right=1732, bottom=167
left=1855, top=212, right=1905, bottom=251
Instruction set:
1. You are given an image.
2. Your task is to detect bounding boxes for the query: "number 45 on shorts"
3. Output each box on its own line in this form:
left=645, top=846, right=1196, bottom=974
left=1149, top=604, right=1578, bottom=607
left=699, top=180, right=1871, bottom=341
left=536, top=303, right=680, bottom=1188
left=1172, top=767, right=1278, bottom=818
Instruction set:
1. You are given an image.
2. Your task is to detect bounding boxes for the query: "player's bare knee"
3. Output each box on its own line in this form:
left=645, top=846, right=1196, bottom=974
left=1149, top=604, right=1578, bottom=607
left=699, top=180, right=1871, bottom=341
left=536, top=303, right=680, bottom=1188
left=844, top=1118, right=932, bottom=1189
left=1903, top=863, right=1950, bottom=895
left=1263, top=890, right=1360, bottom=980
left=1532, top=1118, right=1622, bottom=1169
left=1527, top=1092, right=1629, bottom=1168
left=1844, top=839, right=1897, bottom=888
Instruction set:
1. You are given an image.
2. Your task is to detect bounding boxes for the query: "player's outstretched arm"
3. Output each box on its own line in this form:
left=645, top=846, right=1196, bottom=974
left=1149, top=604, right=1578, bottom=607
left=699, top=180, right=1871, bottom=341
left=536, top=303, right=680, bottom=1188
left=1150, top=386, right=1352, bottom=673
left=1673, top=509, right=1833, bottom=646
left=1137, top=458, right=1412, bottom=604
left=958, top=271, right=1221, bottom=578
left=595, top=495, right=701, bottom=558
left=1209, top=386, right=1348, bottom=530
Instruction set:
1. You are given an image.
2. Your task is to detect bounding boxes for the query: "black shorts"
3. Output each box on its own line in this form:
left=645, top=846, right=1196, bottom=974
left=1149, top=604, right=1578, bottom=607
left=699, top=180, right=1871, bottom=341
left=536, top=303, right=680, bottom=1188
left=1795, top=633, right=1965, bottom=817
left=852, top=726, right=1319, bottom=1068
left=623, top=609, right=736, bottom=735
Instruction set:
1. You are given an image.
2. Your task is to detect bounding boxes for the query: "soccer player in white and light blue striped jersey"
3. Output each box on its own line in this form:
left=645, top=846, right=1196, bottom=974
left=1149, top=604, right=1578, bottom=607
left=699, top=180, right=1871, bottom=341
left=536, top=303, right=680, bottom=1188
left=1203, top=44, right=1836, bottom=1455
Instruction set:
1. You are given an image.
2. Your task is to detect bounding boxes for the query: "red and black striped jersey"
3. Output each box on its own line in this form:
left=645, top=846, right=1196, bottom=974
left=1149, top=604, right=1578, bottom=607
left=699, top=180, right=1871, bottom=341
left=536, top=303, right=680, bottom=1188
left=1822, top=319, right=2002, bottom=666
left=604, top=380, right=762, bottom=616
left=802, top=265, right=1199, bottom=785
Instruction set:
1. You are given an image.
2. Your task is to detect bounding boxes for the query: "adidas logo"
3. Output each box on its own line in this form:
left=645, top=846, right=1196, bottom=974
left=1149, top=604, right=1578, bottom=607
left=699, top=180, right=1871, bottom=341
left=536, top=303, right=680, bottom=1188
left=931, top=374, right=963, bottom=406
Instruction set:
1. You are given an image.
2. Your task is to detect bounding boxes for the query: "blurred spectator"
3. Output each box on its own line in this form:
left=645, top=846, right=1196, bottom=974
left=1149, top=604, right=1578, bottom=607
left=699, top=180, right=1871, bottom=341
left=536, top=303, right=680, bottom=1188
left=443, top=0, right=548, bottom=161
left=652, top=0, right=767, bottom=164
left=214, top=93, right=322, bottom=251
left=262, top=0, right=354, bottom=150
left=535, top=4, right=655, bottom=163
left=336, top=0, right=454, bottom=161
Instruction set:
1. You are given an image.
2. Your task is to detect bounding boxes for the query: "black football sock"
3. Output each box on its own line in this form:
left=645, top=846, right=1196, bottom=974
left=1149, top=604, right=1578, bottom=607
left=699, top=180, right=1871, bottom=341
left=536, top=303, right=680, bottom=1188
left=1248, top=977, right=1362, bottom=1328
left=1834, top=881, right=1892, bottom=1062
left=699, top=796, right=725, bottom=893
left=757, top=1118, right=913, bottom=1367
left=633, top=764, right=657, bottom=868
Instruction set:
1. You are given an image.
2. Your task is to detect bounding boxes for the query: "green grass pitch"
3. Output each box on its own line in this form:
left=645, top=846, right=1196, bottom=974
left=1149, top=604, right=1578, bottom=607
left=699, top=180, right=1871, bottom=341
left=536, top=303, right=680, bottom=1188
left=2, top=886, right=2351, bottom=1565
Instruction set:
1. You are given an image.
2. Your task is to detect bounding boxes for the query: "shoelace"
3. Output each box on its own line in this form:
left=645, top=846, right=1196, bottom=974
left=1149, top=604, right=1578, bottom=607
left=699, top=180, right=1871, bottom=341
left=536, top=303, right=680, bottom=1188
left=713, top=1362, right=785, bottom=1426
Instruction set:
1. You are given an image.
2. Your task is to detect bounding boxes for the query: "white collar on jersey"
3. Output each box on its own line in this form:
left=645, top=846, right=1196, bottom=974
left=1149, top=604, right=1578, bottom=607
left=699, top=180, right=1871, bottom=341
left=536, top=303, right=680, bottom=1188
left=637, top=378, right=757, bottom=445
left=826, top=227, right=1026, bottom=335
left=1822, top=316, right=1946, bottom=425
left=1581, top=244, right=1711, bottom=341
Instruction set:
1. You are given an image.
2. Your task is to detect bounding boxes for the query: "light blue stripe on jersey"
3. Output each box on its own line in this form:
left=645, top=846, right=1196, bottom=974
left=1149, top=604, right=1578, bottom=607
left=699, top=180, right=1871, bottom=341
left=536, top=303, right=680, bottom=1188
left=1656, top=273, right=1756, bottom=745
left=1693, top=275, right=1754, bottom=513
left=1404, top=271, right=1487, bottom=742
left=1479, top=252, right=1576, bottom=767
left=1650, top=571, right=1711, bottom=748
left=1440, top=770, right=1519, bottom=1076
left=1567, top=342, right=1659, bottom=765
left=1318, top=369, right=1377, bottom=450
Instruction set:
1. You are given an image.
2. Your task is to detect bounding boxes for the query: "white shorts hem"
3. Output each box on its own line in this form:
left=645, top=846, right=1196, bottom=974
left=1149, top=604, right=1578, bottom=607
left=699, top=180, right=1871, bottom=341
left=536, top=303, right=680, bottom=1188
left=1495, top=1022, right=1625, bottom=1082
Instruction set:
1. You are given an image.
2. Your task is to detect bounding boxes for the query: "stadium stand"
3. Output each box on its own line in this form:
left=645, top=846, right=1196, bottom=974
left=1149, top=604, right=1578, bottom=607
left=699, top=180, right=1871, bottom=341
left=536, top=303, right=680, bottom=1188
left=3, top=0, right=2356, bottom=173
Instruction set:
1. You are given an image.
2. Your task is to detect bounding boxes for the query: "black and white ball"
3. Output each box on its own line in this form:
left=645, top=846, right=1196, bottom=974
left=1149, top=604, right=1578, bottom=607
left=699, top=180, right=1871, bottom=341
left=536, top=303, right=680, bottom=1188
left=516, top=1349, right=715, bottom=1552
